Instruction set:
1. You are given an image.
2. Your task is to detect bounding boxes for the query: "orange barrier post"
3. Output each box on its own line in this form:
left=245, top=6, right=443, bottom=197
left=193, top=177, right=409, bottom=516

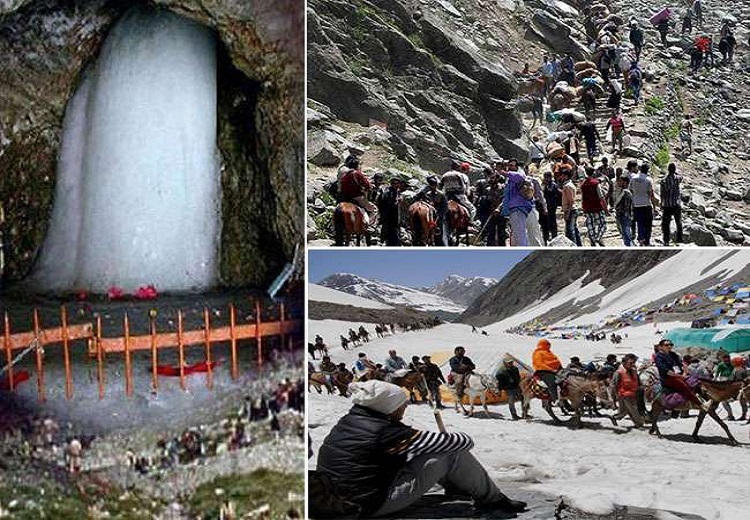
left=178, top=310, right=185, bottom=391
left=124, top=312, right=132, bottom=397
left=4, top=312, right=13, bottom=391
left=33, top=309, right=45, bottom=403
left=204, top=308, right=213, bottom=390
left=150, top=312, right=158, bottom=393
left=96, top=315, right=104, bottom=399
left=255, top=299, right=262, bottom=367
left=229, top=304, right=238, bottom=380
left=61, top=306, right=73, bottom=400
left=279, top=302, right=286, bottom=353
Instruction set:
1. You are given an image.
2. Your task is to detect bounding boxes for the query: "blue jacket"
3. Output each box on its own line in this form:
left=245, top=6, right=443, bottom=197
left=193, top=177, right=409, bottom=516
left=501, top=171, right=534, bottom=216
left=655, top=351, right=683, bottom=381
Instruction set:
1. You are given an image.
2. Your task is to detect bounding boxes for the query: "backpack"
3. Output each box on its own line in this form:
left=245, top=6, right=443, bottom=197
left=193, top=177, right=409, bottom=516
left=521, top=179, right=535, bottom=200
left=628, top=68, right=642, bottom=84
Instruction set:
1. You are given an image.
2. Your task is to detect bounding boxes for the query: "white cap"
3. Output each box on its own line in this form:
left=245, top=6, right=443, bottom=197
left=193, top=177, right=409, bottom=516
left=349, top=380, right=408, bottom=415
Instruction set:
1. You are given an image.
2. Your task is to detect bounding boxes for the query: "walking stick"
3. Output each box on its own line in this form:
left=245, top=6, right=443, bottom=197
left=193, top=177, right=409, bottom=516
left=433, top=405, right=447, bottom=433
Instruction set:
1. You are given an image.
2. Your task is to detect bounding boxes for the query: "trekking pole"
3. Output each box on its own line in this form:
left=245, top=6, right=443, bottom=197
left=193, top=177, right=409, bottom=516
left=433, top=406, right=447, bottom=433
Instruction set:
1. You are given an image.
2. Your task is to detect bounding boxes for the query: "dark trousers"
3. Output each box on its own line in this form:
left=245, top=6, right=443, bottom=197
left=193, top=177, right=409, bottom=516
left=485, top=214, right=507, bottom=246
left=380, top=220, right=401, bottom=246
left=427, top=382, right=443, bottom=407
left=541, top=207, right=558, bottom=244
left=661, top=206, right=683, bottom=245
left=536, top=370, right=559, bottom=401
left=633, top=205, right=653, bottom=245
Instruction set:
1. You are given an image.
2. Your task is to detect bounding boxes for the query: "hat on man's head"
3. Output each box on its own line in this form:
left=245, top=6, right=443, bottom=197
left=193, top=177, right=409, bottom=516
left=349, top=380, right=408, bottom=415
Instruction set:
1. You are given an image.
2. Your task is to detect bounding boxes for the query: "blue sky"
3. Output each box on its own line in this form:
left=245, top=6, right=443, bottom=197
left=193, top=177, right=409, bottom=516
left=308, top=250, right=532, bottom=287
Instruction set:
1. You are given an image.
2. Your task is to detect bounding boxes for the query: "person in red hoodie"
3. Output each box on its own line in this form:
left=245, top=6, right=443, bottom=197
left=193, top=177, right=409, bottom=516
left=531, top=339, right=563, bottom=402
left=581, top=167, right=608, bottom=246
left=338, top=155, right=377, bottom=223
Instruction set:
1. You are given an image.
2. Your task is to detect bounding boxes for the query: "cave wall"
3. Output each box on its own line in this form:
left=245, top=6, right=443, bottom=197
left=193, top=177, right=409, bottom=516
left=0, top=0, right=303, bottom=290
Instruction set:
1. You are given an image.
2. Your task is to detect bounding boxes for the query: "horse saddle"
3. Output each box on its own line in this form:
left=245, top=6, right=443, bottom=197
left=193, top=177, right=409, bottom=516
left=530, top=374, right=568, bottom=400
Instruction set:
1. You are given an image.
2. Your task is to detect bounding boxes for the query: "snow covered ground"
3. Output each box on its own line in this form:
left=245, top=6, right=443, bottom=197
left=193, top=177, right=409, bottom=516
left=308, top=283, right=393, bottom=309
left=308, top=320, right=750, bottom=519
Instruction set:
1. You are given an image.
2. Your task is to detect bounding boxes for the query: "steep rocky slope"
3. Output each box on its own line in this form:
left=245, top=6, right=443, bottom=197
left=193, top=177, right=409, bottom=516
left=307, top=0, right=750, bottom=247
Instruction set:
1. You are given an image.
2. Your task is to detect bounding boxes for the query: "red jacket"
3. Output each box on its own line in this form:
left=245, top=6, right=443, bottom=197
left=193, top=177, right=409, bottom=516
left=340, top=170, right=372, bottom=200
left=581, top=177, right=607, bottom=213
left=615, top=365, right=639, bottom=398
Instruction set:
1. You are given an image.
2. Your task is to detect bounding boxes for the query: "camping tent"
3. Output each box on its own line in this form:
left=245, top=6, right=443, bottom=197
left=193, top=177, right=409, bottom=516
left=664, top=327, right=750, bottom=353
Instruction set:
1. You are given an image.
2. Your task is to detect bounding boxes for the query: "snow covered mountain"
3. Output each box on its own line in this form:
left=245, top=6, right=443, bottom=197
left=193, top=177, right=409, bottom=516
left=463, top=250, right=750, bottom=330
left=318, top=273, right=465, bottom=319
left=420, top=275, right=498, bottom=307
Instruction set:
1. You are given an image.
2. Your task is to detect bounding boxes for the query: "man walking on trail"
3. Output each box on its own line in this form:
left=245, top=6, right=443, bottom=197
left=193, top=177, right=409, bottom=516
left=605, top=111, right=626, bottom=153
left=615, top=174, right=634, bottom=246
left=376, top=177, right=402, bottom=246
left=449, top=346, right=475, bottom=401
left=680, top=114, right=694, bottom=154
left=542, top=171, right=561, bottom=244
left=495, top=356, right=521, bottom=420
left=581, top=167, right=608, bottom=246
left=692, top=0, right=703, bottom=29
left=315, top=380, right=528, bottom=518
left=660, top=163, right=683, bottom=246
left=578, top=119, right=602, bottom=161
left=422, top=355, right=446, bottom=409
left=560, top=167, right=582, bottom=246
left=629, top=163, right=659, bottom=246
left=629, top=20, right=644, bottom=62
left=627, top=62, right=643, bottom=105
left=501, top=159, right=534, bottom=246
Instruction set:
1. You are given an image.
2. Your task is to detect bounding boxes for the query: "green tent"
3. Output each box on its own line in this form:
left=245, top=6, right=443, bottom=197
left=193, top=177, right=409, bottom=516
left=664, top=327, right=750, bottom=353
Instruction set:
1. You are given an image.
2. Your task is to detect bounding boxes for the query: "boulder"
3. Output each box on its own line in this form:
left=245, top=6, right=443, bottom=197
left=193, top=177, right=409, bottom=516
left=687, top=225, right=718, bottom=246
left=548, top=235, right=577, bottom=247
left=307, top=129, right=341, bottom=167
left=530, top=10, right=591, bottom=62
left=724, top=229, right=746, bottom=244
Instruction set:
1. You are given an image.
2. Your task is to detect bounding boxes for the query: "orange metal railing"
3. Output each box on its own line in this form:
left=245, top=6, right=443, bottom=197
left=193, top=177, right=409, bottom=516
left=1, top=299, right=301, bottom=402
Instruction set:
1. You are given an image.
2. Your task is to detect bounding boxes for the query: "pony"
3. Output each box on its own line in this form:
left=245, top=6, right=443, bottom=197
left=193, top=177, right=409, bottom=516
left=407, top=200, right=437, bottom=246
left=446, top=200, right=471, bottom=246
left=448, top=372, right=499, bottom=418
left=520, top=372, right=616, bottom=428
left=641, top=366, right=747, bottom=445
left=333, top=202, right=370, bottom=246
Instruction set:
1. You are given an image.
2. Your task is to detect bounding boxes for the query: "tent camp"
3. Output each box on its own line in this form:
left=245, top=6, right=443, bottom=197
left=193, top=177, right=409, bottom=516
left=665, top=327, right=750, bottom=354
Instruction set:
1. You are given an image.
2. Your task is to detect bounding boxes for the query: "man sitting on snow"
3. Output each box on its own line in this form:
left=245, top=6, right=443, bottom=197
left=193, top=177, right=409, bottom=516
left=315, top=380, right=528, bottom=517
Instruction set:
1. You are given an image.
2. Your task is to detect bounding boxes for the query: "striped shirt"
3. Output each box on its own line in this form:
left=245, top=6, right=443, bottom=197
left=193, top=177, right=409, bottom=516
left=615, top=189, right=633, bottom=218
left=660, top=173, right=682, bottom=208
left=386, top=430, right=474, bottom=462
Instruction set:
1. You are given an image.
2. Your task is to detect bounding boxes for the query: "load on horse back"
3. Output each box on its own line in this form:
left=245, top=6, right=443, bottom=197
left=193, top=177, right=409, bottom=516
left=333, top=202, right=370, bottom=246
left=641, top=365, right=746, bottom=445
left=448, top=372, right=499, bottom=418
left=446, top=200, right=471, bottom=246
left=520, top=371, right=615, bottom=427
left=407, top=200, right=437, bottom=246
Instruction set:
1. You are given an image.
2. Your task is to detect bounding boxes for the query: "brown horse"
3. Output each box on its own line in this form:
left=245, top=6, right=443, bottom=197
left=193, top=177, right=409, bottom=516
left=371, top=370, right=430, bottom=404
left=446, top=200, right=470, bottom=246
left=520, top=373, right=616, bottom=427
left=645, top=371, right=749, bottom=445
left=408, top=200, right=437, bottom=246
left=333, top=202, right=370, bottom=246
left=308, top=372, right=334, bottom=394
left=517, top=77, right=545, bottom=98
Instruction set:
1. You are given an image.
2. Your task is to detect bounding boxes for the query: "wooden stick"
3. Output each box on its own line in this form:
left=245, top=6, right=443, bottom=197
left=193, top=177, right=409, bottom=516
left=178, top=310, right=185, bottom=391
left=229, top=304, right=238, bottom=381
left=279, top=302, right=286, bottom=354
left=124, top=312, right=132, bottom=397
left=96, top=314, right=104, bottom=399
left=61, top=306, right=72, bottom=400
left=33, top=309, right=45, bottom=403
left=204, top=308, right=212, bottom=390
left=4, top=312, right=13, bottom=391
